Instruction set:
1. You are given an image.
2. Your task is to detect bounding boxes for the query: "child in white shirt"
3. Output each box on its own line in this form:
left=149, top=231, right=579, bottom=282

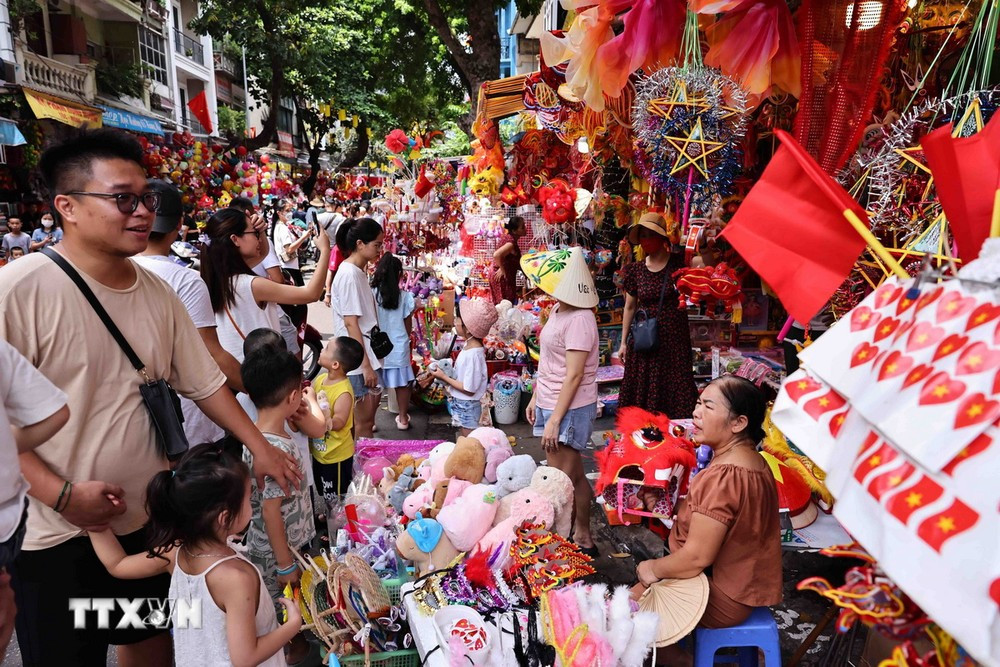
left=431, top=298, right=498, bottom=436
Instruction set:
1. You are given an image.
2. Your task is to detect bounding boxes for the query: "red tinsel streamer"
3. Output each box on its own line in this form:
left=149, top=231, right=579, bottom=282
left=794, top=0, right=907, bottom=174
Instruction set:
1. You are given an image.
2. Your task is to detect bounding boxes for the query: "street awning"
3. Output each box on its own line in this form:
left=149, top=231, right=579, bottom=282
left=99, top=105, right=165, bottom=134
left=0, top=118, right=26, bottom=146
left=23, top=88, right=102, bottom=128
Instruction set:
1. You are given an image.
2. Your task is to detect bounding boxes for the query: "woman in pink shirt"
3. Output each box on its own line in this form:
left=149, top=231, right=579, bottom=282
left=522, top=247, right=600, bottom=556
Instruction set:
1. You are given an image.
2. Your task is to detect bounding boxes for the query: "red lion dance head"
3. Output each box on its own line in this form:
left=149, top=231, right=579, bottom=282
left=536, top=179, right=577, bottom=225
left=595, top=408, right=696, bottom=527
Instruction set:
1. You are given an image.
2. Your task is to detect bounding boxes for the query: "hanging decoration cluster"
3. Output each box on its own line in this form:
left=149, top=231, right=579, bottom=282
left=631, top=66, right=748, bottom=206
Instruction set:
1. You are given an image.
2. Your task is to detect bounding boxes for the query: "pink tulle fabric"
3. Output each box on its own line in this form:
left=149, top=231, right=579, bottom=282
left=703, top=0, right=801, bottom=107
left=596, top=0, right=686, bottom=98
left=540, top=1, right=632, bottom=111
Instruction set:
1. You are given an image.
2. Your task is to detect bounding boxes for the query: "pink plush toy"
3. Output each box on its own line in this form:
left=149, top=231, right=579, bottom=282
left=529, top=466, right=574, bottom=537
left=477, top=489, right=554, bottom=558
left=468, top=427, right=514, bottom=483
left=437, top=484, right=500, bottom=551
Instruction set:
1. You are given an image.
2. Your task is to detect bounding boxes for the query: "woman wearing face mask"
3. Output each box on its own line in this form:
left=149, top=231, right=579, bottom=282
left=29, top=211, right=62, bottom=251
left=618, top=212, right=698, bottom=417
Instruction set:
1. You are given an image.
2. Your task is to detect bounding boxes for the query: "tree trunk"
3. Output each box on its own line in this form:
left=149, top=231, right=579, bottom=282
left=237, top=61, right=283, bottom=152
left=302, top=141, right=322, bottom=198
left=337, top=117, right=369, bottom=170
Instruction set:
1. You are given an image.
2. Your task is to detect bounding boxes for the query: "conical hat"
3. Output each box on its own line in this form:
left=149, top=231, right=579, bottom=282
left=638, top=573, right=710, bottom=646
left=520, top=247, right=599, bottom=308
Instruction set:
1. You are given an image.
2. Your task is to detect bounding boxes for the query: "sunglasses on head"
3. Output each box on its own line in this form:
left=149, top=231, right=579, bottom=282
left=65, top=191, right=161, bottom=215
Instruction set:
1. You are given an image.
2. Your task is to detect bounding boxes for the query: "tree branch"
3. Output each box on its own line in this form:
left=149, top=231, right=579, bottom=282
left=420, top=0, right=476, bottom=96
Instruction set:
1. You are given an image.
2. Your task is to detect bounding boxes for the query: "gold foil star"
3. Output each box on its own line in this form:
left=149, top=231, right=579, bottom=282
left=664, top=117, right=725, bottom=178
left=647, top=81, right=709, bottom=120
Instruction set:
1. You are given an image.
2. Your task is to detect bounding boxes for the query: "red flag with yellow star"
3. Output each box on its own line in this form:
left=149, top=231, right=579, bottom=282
left=915, top=498, right=979, bottom=552
left=883, top=473, right=943, bottom=523
left=719, top=130, right=869, bottom=323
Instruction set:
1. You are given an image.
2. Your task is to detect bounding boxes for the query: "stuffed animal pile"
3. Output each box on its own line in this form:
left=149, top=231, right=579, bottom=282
left=381, top=428, right=575, bottom=576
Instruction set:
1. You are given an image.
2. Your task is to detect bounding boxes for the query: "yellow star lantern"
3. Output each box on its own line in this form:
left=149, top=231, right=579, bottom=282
left=646, top=81, right=709, bottom=120
left=664, top=117, right=725, bottom=179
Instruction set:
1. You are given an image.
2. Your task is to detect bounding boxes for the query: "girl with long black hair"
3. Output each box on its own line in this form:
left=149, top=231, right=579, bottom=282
left=371, top=253, right=415, bottom=430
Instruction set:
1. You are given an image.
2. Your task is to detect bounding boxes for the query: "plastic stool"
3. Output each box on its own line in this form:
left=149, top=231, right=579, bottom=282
left=694, top=607, right=781, bottom=667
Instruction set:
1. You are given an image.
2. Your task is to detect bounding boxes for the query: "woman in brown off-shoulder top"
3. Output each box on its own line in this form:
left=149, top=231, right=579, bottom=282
left=635, top=375, right=783, bottom=640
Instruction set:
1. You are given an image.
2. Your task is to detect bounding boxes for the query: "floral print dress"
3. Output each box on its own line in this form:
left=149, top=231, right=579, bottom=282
left=619, top=258, right=698, bottom=418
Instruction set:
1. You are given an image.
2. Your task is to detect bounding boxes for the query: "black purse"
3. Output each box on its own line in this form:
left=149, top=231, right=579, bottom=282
left=367, top=325, right=394, bottom=360
left=630, top=267, right=672, bottom=353
left=42, top=249, right=190, bottom=461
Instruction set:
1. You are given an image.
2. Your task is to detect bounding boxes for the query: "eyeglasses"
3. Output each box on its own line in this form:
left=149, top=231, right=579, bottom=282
left=239, top=229, right=263, bottom=239
left=65, top=191, right=161, bottom=215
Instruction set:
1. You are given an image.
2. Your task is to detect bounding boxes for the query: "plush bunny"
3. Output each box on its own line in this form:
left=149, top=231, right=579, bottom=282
left=387, top=466, right=418, bottom=513
left=437, top=484, right=500, bottom=551
left=493, top=455, right=537, bottom=499
left=468, top=427, right=514, bottom=483
left=477, top=489, right=554, bottom=556
left=529, top=466, right=574, bottom=537
left=395, top=513, right=460, bottom=576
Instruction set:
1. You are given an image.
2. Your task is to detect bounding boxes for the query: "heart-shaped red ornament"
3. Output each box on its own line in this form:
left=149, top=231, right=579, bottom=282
left=903, top=365, right=933, bottom=389
left=914, top=287, right=943, bottom=314
left=936, top=291, right=976, bottom=323
left=893, top=320, right=914, bottom=343
left=872, top=317, right=900, bottom=342
left=906, top=322, right=945, bottom=352
left=874, top=284, right=902, bottom=310
left=932, top=334, right=969, bottom=362
left=851, top=342, right=880, bottom=368
left=849, top=306, right=880, bottom=332
left=918, top=372, right=966, bottom=406
left=877, top=351, right=914, bottom=381
left=956, top=341, right=1000, bottom=376
left=965, top=303, right=1000, bottom=332
left=954, top=393, right=1000, bottom=429
left=896, top=295, right=916, bottom=316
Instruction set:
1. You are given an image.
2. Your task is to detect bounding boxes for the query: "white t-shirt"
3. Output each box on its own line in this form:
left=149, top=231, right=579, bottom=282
left=273, top=222, right=300, bottom=271
left=451, top=345, right=488, bottom=400
left=0, top=340, right=68, bottom=541
left=133, top=255, right=225, bottom=445
left=253, top=246, right=281, bottom=277
left=331, top=262, right=381, bottom=374
left=215, top=274, right=281, bottom=362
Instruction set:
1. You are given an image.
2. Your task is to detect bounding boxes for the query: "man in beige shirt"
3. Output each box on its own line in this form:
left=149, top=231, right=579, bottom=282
left=0, top=129, right=303, bottom=666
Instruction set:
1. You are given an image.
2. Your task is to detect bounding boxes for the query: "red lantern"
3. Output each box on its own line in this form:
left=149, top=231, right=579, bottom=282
left=236, top=146, right=248, bottom=157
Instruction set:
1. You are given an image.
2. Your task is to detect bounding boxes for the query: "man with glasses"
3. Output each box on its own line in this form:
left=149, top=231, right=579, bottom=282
left=0, top=129, right=303, bottom=666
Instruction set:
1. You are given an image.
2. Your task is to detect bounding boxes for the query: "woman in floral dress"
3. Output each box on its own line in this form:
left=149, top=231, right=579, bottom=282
left=488, top=216, right=527, bottom=304
left=618, top=213, right=698, bottom=417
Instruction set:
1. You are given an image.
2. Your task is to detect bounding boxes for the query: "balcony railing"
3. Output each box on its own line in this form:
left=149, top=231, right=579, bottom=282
left=15, top=43, right=96, bottom=101
left=213, top=51, right=236, bottom=77
left=173, top=29, right=204, bottom=66
left=181, top=114, right=210, bottom=136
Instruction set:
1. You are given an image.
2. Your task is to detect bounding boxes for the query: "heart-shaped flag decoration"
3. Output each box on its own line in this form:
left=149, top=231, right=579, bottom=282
left=872, top=317, right=900, bottom=342
left=906, top=322, right=945, bottom=352
left=895, top=294, right=916, bottom=316
left=903, top=364, right=934, bottom=389
left=918, top=372, right=966, bottom=406
left=994, top=369, right=1000, bottom=395
left=874, top=283, right=902, bottom=310
left=936, top=291, right=977, bottom=323
left=829, top=411, right=848, bottom=437
left=784, top=375, right=823, bottom=403
left=932, top=334, right=969, bottom=362
left=914, top=287, right=943, bottom=314
left=954, top=392, right=1000, bottom=429
left=851, top=342, right=880, bottom=368
left=965, top=303, right=1000, bottom=332
left=893, top=320, right=914, bottom=343
left=956, top=341, right=1000, bottom=376
left=849, top=306, right=880, bottom=332
left=877, top=351, right=913, bottom=381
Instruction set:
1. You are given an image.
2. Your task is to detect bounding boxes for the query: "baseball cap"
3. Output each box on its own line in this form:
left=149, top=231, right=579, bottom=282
left=147, top=179, right=183, bottom=234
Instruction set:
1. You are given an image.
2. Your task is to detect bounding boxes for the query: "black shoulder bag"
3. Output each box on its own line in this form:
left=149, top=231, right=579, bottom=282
left=42, top=248, right=189, bottom=461
left=629, top=267, right=672, bottom=353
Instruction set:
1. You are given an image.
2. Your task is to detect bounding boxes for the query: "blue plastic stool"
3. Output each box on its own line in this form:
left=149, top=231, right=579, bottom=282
left=694, top=607, right=782, bottom=667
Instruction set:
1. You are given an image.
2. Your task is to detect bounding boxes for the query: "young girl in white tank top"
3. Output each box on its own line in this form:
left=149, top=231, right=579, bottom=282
left=88, top=444, right=301, bottom=666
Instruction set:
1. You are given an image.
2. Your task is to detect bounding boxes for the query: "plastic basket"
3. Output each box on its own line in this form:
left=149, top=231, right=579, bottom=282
left=337, top=649, right=419, bottom=666
left=381, top=576, right=403, bottom=605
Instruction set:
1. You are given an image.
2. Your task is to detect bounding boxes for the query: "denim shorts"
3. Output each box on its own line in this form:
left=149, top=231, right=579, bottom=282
left=448, top=397, right=482, bottom=429
left=533, top=403, right=598, bottom=451
left=349, top=369, right=384, bottom=399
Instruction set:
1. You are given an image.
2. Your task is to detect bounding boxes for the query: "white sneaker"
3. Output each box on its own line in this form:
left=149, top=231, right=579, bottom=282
left=395, top=416, right=410, bottom=431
